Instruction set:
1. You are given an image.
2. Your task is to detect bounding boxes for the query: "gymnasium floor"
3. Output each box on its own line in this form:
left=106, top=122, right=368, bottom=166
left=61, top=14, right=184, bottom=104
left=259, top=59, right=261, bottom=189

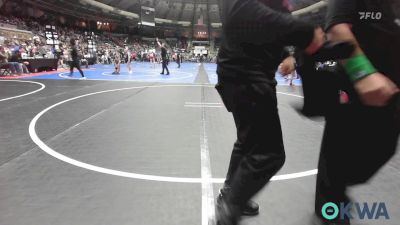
left=0, top=62, right=399, bottom=225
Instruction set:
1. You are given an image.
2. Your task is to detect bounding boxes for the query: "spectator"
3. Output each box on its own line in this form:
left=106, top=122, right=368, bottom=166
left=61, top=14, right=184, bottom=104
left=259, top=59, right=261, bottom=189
left=0, top=45, right=23, bottom=75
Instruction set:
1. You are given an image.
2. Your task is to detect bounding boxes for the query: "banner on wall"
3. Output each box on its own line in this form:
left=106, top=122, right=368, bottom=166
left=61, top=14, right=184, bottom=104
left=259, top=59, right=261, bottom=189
left=85, top=31, right=96, bottom=58
left=194, top=46, right=208, bottom=55
left=0, top=27, right=33, bottom=41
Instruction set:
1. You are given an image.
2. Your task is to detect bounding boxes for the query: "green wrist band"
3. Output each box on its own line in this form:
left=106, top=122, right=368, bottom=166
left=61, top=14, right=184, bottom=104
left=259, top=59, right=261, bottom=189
left=344, top=55, right=378, bottom=82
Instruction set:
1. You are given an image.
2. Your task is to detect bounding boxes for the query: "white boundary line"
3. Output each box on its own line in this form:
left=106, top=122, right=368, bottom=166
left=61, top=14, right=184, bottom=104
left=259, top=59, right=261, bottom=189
left=186, top=102, right=222, bottom=105
left=101, top=69, right=193, bottom=77
left=29, top=84, right=318, bottom=184
left=0, top=80, right=46, bottom=102
left=185, top=105, right=224, bottom=108
left=277, top=92, right=304, bottom=98
left=102, top=72, right=155, bottom=77
left=200, top=87, right=216, bottom=225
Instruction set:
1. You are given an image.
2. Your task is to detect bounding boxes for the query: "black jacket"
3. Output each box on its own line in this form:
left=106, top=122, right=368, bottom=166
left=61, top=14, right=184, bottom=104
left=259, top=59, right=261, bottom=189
left=217, top=0, right=315, bottom=84
left=325, top=0, right=400, bottom=86
left=71, top=47, right=79, bottom=62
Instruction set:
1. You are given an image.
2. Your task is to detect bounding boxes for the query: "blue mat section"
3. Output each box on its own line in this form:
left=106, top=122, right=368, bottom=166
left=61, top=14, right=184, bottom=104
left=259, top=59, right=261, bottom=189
left=24, top=62, right=200, bottom=83
left=23, top=62, right=301, bottom=86
left=203, top=63, right=218, bottom=84
left=203, top=63, right=302, bottom=86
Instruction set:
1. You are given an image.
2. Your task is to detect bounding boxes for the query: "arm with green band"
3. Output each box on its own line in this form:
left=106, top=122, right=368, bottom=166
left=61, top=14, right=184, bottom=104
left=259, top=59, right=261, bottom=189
left=344, top=54, right=378, bottom=82
left=327, top=23, right=399, bottom=106
left=326, top=23, right=377, bottom=83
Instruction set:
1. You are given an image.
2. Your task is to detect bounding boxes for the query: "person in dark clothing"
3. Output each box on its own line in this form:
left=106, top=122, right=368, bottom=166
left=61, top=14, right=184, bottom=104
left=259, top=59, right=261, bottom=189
left=176, top=52, right=181, bottom=68
left=313, top=1, right=400, bottom=225
left=215, top=0, right=325, bottom=224
left=69, top=39, right=86, bottom=79
left=156, top=38, right=170, bottom=75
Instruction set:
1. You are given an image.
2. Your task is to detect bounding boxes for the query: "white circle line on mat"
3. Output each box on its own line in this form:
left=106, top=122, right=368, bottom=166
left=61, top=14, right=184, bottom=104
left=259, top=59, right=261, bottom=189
left=59, top=72, right=194, bottom=82
left=0, top=80, right=46, bottom=102
left=101, top=69, right=193, bottom=77
left=29, top=84, right=317, bottom=183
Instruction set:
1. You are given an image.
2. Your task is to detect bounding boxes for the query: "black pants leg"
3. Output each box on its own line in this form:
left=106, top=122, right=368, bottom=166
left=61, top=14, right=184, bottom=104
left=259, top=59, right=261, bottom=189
left=217, top=82, right=286, bottom=206
left=75, top=62, right=85, bottom=77
left=70, top=61, right=85, bottom=77
left=162, top=61, right=169, bottom=74
left=69, top=63, right=74, bottom=76
left=315, top=102, right=399, bottom=220
left=165, top=61, right=170, bottom=74
left=224, top=140, right=245, bottom=186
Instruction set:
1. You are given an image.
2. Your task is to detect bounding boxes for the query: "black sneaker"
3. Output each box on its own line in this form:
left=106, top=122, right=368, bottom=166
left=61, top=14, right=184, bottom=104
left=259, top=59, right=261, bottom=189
left=219, top=188, right=259, bottom=216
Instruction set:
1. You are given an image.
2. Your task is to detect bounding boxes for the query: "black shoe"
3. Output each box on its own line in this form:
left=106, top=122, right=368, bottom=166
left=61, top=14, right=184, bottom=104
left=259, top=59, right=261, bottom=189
left=166, top=73, right=170, bottom=75
left=160, top=73, right=164, bottom=75
left=216, top=194, right=240, bottom=225
left=219, top=188, right=259, bottom=216
left=312, top=214, right=350, bottom=225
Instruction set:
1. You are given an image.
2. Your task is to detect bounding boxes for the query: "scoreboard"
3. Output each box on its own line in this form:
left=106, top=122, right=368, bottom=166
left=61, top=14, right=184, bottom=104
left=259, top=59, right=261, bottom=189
left=193, top=25, right=208, bottom=40
left=141, top=6, right=155, bottom=27
left=45, top=25, right=60, bottom=50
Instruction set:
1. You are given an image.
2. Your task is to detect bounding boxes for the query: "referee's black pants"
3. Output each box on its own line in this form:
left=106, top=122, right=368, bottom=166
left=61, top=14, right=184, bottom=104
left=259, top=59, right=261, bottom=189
left=216, top=81, right=286, bottom=206
left=315, top=100, right=399, bottom=219
left=70, top=60, right=85, bottom=77
left=161, top=60, right=169, bottom=74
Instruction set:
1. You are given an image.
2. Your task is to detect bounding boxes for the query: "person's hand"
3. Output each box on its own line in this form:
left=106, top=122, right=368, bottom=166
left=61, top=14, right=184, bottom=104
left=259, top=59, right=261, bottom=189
left=305, top=27, right=325, bottom=55
left=278, top=56, right=296, bottom=76
left=354, top=73, right=399, bottom=106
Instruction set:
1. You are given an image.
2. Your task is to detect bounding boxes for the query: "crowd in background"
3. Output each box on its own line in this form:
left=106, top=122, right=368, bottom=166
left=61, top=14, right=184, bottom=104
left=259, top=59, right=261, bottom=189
left=0, top=14, right=216, bottom=76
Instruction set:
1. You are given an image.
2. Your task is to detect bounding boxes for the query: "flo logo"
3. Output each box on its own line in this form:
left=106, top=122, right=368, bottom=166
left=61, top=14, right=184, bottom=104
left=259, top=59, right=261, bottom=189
left=359, top=12, right=382, bottom=20
left=322, top=202, right=390, bottom=220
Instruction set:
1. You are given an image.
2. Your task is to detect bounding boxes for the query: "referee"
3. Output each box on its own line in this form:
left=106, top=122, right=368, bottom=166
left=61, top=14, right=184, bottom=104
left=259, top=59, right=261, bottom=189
left=215, top=0, right=325, bottom=224
left=156, top=38, right=170, bottom=75
left=69, top=39, right=86, bottom=79
left=314, top=1, right=400, bottom=224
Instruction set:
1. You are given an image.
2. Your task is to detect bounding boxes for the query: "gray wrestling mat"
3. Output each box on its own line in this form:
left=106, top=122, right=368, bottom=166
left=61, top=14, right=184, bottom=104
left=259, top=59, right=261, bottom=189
left=0, top=67, right=399, bottom=225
